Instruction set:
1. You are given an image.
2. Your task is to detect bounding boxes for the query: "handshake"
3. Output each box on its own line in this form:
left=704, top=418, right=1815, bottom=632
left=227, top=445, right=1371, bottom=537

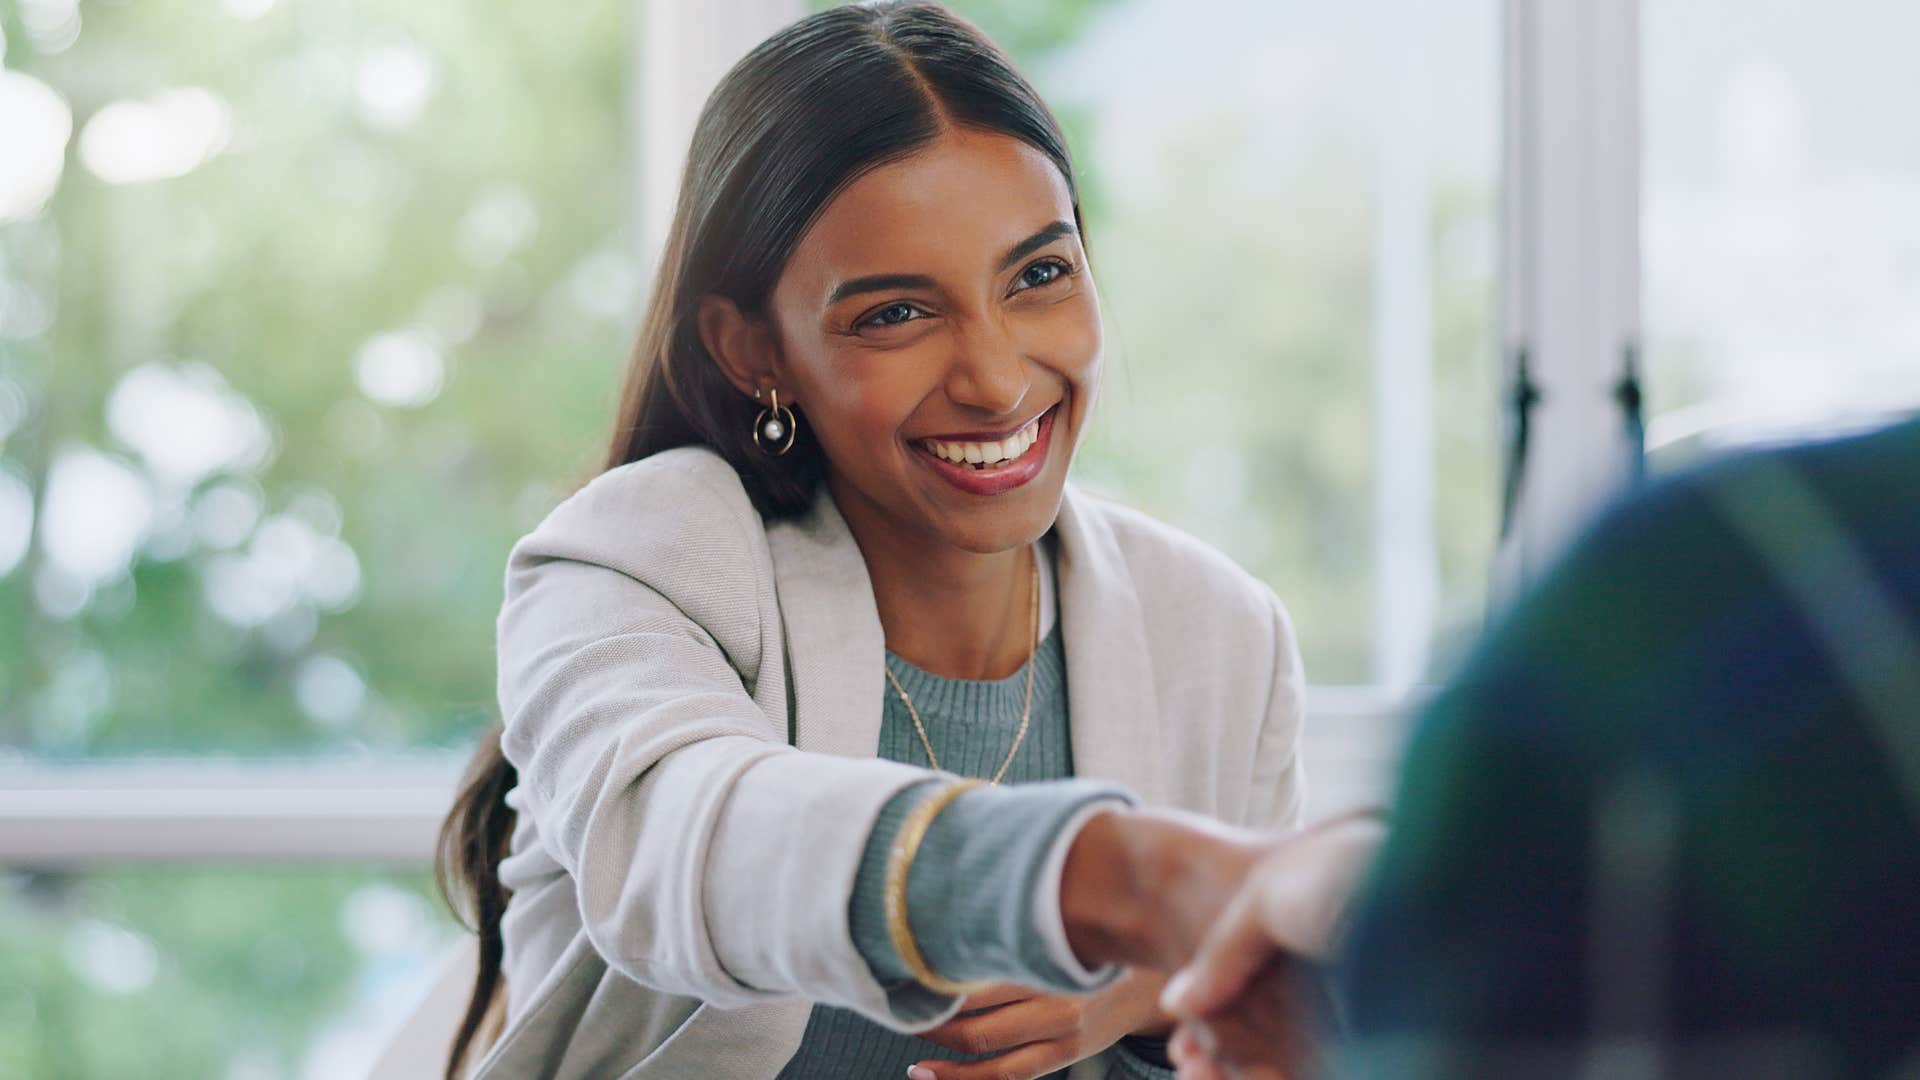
left=1058, top=807, right=1384, bottom=1079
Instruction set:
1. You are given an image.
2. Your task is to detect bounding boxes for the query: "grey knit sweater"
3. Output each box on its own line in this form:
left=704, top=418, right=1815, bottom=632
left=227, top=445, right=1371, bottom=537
left=775, top=571, right=1173, bottom=1079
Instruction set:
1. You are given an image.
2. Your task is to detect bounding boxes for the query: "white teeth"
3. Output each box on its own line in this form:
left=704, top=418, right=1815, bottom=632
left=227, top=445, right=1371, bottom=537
left=927, top=412, right=1045, bottom=468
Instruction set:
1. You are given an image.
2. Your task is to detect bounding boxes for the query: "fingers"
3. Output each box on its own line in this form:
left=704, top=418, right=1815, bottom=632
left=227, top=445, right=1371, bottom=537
left=917, top=995, right=1077, bottom=1055
left=1189, top=998, right=1288, bottom=1068
left=1173, top=1022, right=1296, bottom=1080
left=1172, top=959, right=1320, bottom=1080
left=1161, top=873, right=1280, bottom=1018
left=1169, top=1024, right=1230, bottom=1080
left=957, top=983, right=1039, bottom=1013
left=910, top=1040, right=1067, bottom=1080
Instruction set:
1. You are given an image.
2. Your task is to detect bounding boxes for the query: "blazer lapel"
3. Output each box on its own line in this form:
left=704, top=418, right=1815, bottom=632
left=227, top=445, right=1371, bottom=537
left=766, top=483, right=1167, bottom=806
left=765, top=490, right=887, bottom=758
left=1052, top=486, right=1169, bottom=806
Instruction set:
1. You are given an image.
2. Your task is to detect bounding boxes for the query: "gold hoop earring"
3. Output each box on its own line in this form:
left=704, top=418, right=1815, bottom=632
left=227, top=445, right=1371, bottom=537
left=753, top=388, right=797, bottom=456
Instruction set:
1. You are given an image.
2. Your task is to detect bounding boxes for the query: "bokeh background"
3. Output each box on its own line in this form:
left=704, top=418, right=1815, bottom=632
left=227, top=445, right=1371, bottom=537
left=2, top=0, right=1916, bottom=1075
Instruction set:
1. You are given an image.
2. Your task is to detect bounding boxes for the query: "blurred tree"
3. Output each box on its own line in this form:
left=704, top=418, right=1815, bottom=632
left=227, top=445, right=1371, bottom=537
left=2, top=0, right=632, bottom=1073
left=0, top=867, right=453, bottom=1079
left=1, top=0, right=633, bottom=757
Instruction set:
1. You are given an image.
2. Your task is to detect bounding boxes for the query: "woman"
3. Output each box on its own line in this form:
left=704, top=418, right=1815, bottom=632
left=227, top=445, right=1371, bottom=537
left=438, top=4, right=1307, bottom=1078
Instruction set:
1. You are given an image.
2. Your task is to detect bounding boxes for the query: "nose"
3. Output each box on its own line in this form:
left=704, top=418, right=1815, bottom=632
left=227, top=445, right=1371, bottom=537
left=943, top=318, right=1030, bottom=419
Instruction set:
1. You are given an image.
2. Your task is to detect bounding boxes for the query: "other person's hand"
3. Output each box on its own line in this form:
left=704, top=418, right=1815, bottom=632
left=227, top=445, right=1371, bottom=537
left=1165, top=954, right=1320, bottom=1080
left=907, top=969, right=1170, bottom=1080
left=1159, top=812, right=1386, bottom=1079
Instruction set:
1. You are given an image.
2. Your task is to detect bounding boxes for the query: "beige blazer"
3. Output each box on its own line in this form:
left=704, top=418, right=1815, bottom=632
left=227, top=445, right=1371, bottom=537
left=474, top=446, right=1306, bottom=1079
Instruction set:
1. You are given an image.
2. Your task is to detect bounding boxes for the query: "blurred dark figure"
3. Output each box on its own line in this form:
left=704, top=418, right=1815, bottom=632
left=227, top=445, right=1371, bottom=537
left=1335, top=415, right=1920, bottom=1079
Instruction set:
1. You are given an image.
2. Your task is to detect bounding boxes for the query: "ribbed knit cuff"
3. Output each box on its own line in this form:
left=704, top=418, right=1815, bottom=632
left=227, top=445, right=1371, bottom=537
left=1033, top=799, right=1126, bottom=985
left=850, top=778, right=1137, bottom=993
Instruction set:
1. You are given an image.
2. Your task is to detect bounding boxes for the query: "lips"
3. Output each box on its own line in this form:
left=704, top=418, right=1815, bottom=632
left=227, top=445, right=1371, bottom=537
left=911, top=404, right=1058, bottom=497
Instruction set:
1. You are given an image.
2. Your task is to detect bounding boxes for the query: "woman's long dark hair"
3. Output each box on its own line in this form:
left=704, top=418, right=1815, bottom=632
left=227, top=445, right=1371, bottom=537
left=435, top=3, right=1081, bottom=1076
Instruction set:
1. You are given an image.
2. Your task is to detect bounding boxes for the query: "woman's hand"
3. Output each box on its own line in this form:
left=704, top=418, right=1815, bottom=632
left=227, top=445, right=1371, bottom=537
left=1058, top=807, right=1271, bottom=973
left=907, top=970, right=1170, bottom=1080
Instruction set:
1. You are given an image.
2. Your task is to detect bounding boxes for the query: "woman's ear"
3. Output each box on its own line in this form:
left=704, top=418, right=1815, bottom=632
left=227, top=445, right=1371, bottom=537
left=696, top=294, right=780, bottom=400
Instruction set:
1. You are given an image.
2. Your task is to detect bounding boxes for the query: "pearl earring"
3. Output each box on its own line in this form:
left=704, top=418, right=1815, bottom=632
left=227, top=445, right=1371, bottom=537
left=753, top=387, right=797, bottom=456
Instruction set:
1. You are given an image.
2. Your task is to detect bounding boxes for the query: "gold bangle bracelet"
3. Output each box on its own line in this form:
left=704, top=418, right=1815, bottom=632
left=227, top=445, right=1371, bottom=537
left=884, top=777, right=993, bottom=997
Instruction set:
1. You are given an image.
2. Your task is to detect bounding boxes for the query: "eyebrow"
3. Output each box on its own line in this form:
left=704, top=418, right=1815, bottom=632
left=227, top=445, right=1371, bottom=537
left=824, top=220, right=1079, bottom=306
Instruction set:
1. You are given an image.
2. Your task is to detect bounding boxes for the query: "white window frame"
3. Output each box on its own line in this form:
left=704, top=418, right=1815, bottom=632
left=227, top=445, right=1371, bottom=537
left=1495, top=0, right=1643, bottom=601
left=0, top=0, right=1642, bottom=866
left=0, top=758, right=462, bottom=864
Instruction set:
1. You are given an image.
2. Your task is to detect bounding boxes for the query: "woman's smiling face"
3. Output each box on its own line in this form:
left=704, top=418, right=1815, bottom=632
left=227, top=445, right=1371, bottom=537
left=764, top=126, right=1102, bottom=555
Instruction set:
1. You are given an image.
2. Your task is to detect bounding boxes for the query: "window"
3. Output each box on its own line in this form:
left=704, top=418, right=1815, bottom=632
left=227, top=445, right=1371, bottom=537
left=17, top=0, right=1852, bottom=1073
left=3, top=0, right=1498, bottom=761
left=0, top=0, right=632, bottom=759
left=0, top=866, right=454, bottom=1078
left=1643, top=0, right=1920, bottom=467
left=933, top=0, right=1503, bottom=690
left=3, top=0, right=622, bottom=1072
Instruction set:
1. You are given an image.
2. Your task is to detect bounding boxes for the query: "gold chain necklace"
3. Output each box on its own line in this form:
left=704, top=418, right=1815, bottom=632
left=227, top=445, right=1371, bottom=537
left=883, top=548, right=1040, bottom=786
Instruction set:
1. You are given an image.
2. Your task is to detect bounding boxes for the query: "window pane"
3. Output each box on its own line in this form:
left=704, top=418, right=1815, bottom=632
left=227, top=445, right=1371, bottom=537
left=0, top=0, right=629, bottom=756
left=0, top=867, right=457, bottom=1078
left=940, top=0, right=1503, bottom=683
left=3, top=0, right=1504, bottom=767
left=1645, top=0, right=1920, bottom=469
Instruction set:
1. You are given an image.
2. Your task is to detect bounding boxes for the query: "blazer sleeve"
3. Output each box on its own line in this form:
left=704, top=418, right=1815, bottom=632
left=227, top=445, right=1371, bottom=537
left=494, top=487, right=946, bottom=1028
left=1245, top=588, right=1308, bottom=832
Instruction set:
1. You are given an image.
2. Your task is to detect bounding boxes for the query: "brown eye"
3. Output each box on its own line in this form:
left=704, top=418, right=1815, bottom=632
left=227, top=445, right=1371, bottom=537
left=859, top=302, right=926, bottom=329
left=1014, top=258, right=1070, bottom=292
